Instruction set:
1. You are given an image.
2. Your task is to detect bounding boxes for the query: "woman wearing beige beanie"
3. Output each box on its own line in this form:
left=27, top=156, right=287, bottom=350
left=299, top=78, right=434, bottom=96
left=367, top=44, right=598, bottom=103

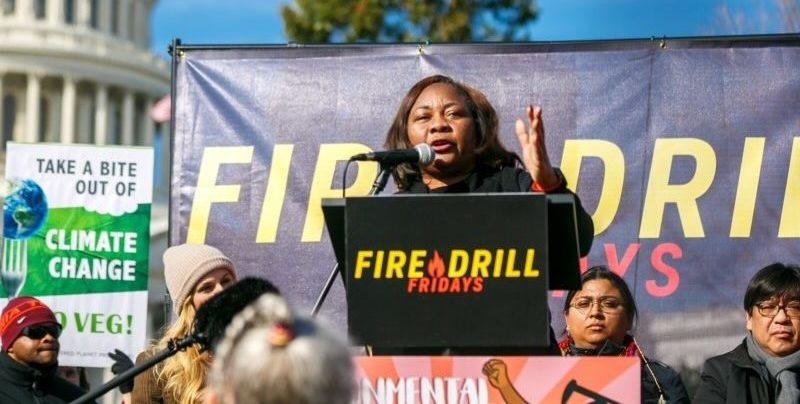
left=132, top=243, right=237, bottom=404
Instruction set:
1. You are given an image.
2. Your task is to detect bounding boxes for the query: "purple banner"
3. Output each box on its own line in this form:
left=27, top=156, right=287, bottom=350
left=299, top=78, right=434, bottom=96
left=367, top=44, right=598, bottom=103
left=171, top=38, right=800, bottom=367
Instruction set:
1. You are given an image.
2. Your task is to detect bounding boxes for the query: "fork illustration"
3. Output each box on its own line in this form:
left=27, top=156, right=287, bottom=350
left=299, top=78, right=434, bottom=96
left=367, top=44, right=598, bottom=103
left=1, top=238, right=28, bottom=298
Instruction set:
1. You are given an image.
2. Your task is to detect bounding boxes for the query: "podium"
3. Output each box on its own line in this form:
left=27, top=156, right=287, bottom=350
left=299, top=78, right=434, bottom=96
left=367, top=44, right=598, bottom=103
left=322, top=193, right=582, bottom=350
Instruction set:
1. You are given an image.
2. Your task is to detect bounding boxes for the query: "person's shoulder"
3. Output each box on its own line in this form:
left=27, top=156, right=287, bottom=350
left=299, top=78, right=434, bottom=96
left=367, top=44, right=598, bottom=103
left=642, top=358, right=685, bottom=386
left=134, top=348, right=164, bottom=375
left=702, top=341, right=747, bottom=368
left=135, top=346, right=161, bottom=363
left=642, top=359, right=690, bottom=403
left=0, top=351, right=17, bottom=368
left=135, top=350, right=152, bottom=363
left=695, top=342, right=754, bottom=388
left=646, top=358, right=679, bottom=375
left=693, top=342, right=749, bottom=404
left=0, top=352, right=28, bottom=379
left=705, top=348, right=739, bottom=363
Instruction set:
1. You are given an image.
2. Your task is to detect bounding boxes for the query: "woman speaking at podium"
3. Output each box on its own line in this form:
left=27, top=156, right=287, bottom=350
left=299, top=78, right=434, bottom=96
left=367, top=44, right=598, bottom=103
left=384, top=74, right=593, bottom=256
left=381, top=75, right=594, bottom=355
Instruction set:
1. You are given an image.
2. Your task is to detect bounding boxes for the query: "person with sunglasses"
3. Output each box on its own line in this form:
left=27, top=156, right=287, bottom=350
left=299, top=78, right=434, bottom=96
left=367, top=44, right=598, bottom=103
left=560, top=266, right=689, bottom=403
left=0, top=296, right=87, bottom=403
left=695, top=262, right=800, bottom=403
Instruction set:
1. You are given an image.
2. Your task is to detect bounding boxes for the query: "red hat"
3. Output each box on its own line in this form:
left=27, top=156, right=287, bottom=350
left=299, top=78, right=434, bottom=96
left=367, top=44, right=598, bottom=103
left=0, top=297, right=59, bottom=350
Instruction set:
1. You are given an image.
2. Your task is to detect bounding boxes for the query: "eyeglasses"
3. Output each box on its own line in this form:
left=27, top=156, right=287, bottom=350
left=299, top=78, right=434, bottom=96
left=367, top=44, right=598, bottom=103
left=755, top=301, right=800, bottom=319
left=20, top=324, right=62, bottom=339
left=569, top=297, right=625, bottom=314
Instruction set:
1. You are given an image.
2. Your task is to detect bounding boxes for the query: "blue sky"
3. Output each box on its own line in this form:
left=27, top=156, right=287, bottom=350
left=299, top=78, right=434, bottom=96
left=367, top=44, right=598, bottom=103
left=151, top=0, right=791, bottom=58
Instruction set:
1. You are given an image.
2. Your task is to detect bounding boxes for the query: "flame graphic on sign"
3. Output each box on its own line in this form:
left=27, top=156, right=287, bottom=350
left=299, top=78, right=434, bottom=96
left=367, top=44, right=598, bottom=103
left=427, top=250, right=446, bottom=278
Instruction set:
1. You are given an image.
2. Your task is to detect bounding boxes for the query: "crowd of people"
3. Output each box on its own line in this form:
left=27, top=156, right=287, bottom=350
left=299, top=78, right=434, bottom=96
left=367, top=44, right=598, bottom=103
left=1, top=74, right=797, bottom=403
left=4, top=255, right=797, bottom=403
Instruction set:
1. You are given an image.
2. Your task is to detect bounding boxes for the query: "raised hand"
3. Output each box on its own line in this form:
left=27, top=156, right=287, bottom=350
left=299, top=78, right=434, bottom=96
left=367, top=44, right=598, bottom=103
left=483, top=358, right=512, bottom=389
left=483, top=358, right=528, bottom=404
left=515, top=105, right=560, bottom=190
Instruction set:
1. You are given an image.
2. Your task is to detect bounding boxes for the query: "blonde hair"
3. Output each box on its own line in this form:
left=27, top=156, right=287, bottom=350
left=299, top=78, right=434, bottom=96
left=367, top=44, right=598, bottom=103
left=209, top=294, right=354, bottom=404
left=153, top=297, right=210, bottom=404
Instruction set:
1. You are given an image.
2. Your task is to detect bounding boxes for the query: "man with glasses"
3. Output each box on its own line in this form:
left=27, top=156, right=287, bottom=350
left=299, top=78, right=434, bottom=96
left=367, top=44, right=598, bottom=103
left=0, top=296, right=86, bottom=403
left=695, top=263, right=800, bottom=403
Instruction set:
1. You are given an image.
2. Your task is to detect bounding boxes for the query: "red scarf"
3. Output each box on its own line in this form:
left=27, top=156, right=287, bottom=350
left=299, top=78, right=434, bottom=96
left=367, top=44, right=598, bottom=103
left=558, top=334, right=639, bottom=357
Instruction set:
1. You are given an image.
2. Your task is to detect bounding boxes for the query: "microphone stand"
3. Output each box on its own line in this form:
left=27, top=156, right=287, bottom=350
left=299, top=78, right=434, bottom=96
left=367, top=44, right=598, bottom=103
left=311, top=165, right=392, bottom=317
left=70, top=335, right=202, bottom=404
left=367, top=165, right=392, bottom=196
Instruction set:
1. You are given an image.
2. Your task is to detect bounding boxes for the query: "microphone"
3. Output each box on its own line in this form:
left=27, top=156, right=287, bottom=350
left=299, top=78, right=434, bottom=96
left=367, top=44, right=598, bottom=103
left=193, top=277, right=281, bottom=352
left=350, top=144, right=435, bottom=167
left=70, top=277, right=280, bottom=404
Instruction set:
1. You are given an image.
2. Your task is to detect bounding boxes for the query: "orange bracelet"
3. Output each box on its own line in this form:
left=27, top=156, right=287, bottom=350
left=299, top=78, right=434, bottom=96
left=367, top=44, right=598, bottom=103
left=531, top=174, right=564, bottom=193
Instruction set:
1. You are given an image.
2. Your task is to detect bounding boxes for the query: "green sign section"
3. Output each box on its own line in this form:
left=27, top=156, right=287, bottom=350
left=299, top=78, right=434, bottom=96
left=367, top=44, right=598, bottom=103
left=1, top=204, right=151, bottom=298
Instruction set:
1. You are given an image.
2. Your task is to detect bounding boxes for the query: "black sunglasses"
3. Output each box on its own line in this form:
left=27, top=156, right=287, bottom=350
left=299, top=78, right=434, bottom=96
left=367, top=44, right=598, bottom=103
left=21, top=324, right=62, bottom=339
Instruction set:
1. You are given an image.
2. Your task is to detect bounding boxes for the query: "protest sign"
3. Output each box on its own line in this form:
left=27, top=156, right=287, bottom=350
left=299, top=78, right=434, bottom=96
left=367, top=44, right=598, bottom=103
left=2, top=142, right=152, bottom=366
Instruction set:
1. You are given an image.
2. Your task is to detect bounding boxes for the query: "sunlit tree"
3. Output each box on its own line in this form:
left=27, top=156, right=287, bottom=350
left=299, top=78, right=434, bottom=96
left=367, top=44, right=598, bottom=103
left=713, top=0, right=799, bottom=34
left=281, top=0, right=538, bottom=43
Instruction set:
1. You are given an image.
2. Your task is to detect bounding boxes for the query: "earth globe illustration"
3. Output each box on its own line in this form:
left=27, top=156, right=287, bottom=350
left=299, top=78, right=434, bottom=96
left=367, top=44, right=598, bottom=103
left=3, top=178, right=49, bottom=240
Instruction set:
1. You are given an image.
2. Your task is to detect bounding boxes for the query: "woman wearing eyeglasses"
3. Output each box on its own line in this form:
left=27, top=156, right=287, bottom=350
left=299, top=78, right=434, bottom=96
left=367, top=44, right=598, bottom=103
left=695, top=262, right=800, bottom=404
left=560, top=266, right=689, bottom=403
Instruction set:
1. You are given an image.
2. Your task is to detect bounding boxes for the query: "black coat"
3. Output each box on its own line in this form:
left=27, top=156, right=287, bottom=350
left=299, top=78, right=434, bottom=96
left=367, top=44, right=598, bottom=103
left=694, top=340, right=774, bottom=404
left=643, top=359, right=691, bottom=404
left=0, top=351, right=88, bottom=404
left=404, top=165, right=595, bottom=257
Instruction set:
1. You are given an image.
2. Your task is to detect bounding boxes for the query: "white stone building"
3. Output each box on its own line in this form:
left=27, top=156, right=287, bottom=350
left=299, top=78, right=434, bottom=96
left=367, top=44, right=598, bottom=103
left=1, top=0, right=170, bottom=400
left=0, top=0, right=168, bottom=148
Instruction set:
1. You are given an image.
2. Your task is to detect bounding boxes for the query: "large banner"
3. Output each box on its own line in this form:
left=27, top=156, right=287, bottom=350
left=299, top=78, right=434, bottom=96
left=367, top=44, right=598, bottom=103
left=170, top=38, right=800, bottom=366
left=2, top=142, right=152, bottom=367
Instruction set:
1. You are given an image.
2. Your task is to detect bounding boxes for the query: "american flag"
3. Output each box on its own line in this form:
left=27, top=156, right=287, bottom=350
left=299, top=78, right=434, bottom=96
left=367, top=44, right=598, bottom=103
left=149, top=94, right=171, bottom=123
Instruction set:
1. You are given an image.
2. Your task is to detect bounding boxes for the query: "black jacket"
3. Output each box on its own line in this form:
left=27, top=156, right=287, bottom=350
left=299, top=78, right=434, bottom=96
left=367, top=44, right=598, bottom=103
left=694, top=339, right=774, bottom=404
left=404, top=165, right=594, bottom=257
left=0, top=351, right=87, bottom=403
left=642, top=359, right=691, bottom=404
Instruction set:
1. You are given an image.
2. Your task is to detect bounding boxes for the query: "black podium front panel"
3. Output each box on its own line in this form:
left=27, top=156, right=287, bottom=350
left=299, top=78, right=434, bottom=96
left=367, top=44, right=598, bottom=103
left=345, top=193, right=549, bottom=349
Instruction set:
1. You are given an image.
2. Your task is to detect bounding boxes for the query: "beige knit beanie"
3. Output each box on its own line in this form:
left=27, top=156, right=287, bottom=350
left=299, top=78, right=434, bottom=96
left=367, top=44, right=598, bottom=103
left=163, top=243, right=236, bottom=315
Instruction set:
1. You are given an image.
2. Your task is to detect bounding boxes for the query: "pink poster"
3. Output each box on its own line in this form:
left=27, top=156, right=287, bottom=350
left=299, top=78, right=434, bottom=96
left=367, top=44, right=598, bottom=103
left=354, top=356, right=640, bottom=404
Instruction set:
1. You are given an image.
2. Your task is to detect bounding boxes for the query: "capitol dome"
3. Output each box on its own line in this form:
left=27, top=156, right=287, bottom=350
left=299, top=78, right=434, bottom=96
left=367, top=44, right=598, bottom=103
left=0, top=0, right=168, bottom=150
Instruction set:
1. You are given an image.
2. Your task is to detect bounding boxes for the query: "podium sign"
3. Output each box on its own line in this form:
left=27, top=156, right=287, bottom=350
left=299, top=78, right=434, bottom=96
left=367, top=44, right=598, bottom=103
left=345, top=193, right=549, bottom=348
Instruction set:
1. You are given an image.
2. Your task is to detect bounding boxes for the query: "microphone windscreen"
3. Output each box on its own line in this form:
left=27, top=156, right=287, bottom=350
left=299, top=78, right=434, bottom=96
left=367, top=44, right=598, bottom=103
left=415, top=143, right=435, bottom=166
left=193, top=277, right=280, bottom=351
